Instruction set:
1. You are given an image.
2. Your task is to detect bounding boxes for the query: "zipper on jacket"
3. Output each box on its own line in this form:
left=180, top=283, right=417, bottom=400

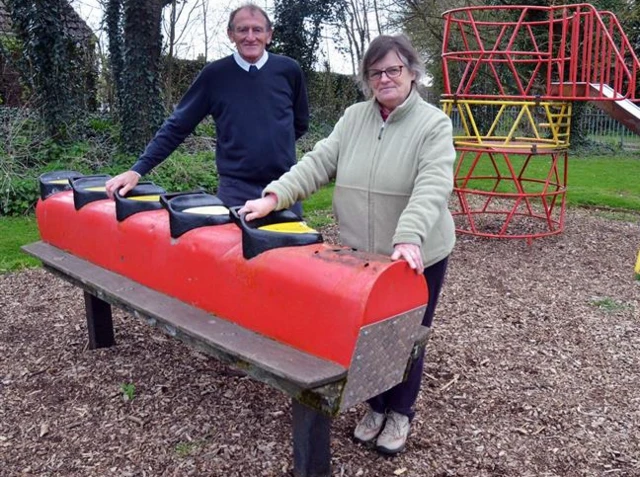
left=370, top=120, right=385, bottom=250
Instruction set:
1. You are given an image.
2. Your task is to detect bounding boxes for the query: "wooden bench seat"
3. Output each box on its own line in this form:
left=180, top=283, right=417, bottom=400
left=23, top=241, right=430, bottom=477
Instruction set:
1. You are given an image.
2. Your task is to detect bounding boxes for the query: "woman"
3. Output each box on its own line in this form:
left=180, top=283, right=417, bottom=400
left=240, top=34, right=456, bottom=455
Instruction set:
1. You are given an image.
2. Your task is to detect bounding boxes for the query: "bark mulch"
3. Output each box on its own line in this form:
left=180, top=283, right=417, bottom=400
left=1, top=208, right=639, bottom=476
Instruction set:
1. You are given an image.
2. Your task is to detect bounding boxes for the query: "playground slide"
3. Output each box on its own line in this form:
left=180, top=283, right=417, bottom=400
left=586, top=83, right=640, bottom=135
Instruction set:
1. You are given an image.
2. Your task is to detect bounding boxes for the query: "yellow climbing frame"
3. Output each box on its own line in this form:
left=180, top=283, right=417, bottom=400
left=442, top=99, right=572, bottom=151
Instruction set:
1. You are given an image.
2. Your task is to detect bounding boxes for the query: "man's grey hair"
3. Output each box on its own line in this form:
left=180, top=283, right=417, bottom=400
left=358, top=34, right=425, bottom=97
left=228, top=3, right=272, bottom=32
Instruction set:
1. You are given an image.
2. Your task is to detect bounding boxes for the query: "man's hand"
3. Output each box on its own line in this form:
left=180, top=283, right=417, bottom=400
left=391, top=243, right=424, bottom=274
left=105, top=171, right=140, bottom=199
left=239, top=194, right=278, bottom=221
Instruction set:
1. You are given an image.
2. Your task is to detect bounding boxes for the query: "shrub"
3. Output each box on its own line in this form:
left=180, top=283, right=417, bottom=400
left=145, top=151, right=218, bottom=194
left=1, top=108, right=124, bottom=216
left=0, top=176, right=38, bottom=216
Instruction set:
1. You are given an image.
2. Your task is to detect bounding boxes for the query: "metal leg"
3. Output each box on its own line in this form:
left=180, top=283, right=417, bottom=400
left=84, top=291, right=115, bottom=349
left=292, top=399, right=332, bottom=477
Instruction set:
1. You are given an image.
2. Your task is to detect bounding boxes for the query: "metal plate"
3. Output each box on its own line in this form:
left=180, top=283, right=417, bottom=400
left=339, top=306, right=426, bottom=410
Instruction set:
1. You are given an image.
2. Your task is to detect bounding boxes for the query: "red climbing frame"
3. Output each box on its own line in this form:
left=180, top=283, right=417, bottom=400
left=441, top=4, right=640, bottom=240
left=442, top=4, right=639, bottom=102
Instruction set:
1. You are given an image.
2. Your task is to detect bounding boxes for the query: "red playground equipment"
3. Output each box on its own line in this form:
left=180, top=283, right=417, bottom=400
left=34, top=176, right=429, bottom=413
left=441, top=3, right=640, bottom=240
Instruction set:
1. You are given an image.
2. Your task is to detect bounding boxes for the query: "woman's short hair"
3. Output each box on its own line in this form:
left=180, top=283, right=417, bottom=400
left=358, top=34, right=425, bottom=97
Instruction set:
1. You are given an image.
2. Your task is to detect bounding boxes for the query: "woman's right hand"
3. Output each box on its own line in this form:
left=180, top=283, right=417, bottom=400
left=391, top=243, right=424, bottom=274
left=239, top=194, right=278, bottom=221
left=105, top=171, right=140, bottom=199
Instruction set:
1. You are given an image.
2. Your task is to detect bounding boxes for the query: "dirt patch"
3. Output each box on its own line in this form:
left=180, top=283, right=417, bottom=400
left=1, top=208, right=639, bottom=476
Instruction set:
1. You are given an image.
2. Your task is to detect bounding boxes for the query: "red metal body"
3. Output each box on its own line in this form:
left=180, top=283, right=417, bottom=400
left=36, top=192, right=427, bottom=368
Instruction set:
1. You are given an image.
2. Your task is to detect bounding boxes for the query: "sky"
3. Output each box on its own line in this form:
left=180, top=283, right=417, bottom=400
left=70, top=0, right=354, bottom=74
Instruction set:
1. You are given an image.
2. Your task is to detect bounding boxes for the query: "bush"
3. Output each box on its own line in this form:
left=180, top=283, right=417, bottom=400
left=307, top=70, right=361, bottom=126
left=0, top=151, right=219, bottom=216
left=145, top=150, right=218, bottom=194
left=296, top=69, right=361, bottom=156
left=0, top=176, right=38, bottom=216
left=1, top=108, right=124, bottom=216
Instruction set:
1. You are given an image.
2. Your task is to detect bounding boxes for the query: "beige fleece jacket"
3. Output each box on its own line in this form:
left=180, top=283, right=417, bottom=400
left=264, top=87, right=456, bottom=268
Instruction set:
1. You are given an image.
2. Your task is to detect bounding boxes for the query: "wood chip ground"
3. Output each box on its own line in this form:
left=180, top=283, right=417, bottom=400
left=1, top=208, right=639, bottom=476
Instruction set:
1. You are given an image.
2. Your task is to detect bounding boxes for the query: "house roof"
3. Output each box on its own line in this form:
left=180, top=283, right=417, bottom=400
left=0, top=0, right=94, bottom=44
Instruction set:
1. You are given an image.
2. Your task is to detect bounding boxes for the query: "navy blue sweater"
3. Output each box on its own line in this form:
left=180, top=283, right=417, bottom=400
left=131, top=54, right=309, bottom=200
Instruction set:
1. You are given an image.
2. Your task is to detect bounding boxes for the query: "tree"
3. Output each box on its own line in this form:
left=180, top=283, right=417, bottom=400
left=6, top=0, right=90, bottom=140
left=105, top=0, right=125, bottom=115
left=105, top=0, right=171, bottom=154
left=162, top=0, right=204, bottom=109
left=327, top=0, right=397, bottom=75
left=271, top=0, right=342, bottom=75
left=200, top=0, right=209, bottom=61
left=393, top=0, right=456, bottom=93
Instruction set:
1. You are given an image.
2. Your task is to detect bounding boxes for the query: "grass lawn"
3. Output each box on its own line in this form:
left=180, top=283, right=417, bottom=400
left=0, top=216, right=41, bottom=272
left=303, top=183, right=335, bottom=228
left=567, top=155, right=640, bottom=209
left=2, top=151, right=638, bottom=272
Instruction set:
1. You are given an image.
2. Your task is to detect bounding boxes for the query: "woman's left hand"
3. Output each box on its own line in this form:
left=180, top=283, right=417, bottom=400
left=239, top=194, right=278, bottom=222
left=391, top=243, right=424, bottom=274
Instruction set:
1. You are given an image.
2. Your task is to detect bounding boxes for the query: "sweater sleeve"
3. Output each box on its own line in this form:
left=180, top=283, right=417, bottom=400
left=131, top=68, right=213, bottom=176
left=263, top=113, right=345, bottom=209
left=392, top=112, right=456, bottom=247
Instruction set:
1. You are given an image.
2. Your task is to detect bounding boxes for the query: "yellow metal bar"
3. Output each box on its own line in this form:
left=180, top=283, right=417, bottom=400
left=442, top=98, right=572, bottom=150
left=523, top=105, right=541, bottom=140
left=464, top=101, right=484, bottom=145
left=486, top=104, right=507, bottom=137
left=543, top=104, right=559, bottom=141
left=504, top=105, right=528, bottom=144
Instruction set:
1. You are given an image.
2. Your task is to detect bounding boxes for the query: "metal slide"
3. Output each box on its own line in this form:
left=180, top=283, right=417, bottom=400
left=586, top=83, right=640, bottom=135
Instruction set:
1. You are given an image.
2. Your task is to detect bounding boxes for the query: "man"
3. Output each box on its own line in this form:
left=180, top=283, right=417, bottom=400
left=106, top=3, right=309, bottom=215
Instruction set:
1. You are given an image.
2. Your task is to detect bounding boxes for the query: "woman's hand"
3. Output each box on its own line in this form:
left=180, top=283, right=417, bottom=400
left=391, top=243, right=424, bottom=274
left=105, top=171, right=140, bottom=199
left=239, top=194, right=278, bottom=221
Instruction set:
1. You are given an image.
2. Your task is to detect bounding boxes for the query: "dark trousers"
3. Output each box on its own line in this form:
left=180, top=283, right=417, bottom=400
left=367, top=256, right=449, bottom=420
left=217, top=175, right=303, bottom=217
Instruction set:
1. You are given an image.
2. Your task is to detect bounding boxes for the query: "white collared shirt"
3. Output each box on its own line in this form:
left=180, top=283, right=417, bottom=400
left=233, top=51, right=269, bottom=71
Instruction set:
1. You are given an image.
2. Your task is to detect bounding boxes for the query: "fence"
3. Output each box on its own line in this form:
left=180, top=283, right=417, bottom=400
left=577, top=105, right=640, bottom=148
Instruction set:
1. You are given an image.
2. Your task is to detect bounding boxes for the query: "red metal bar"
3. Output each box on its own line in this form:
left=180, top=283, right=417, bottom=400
left=582, top=9, right=593, bottom=85
left=441, top=3, right=639, bottom=101
left=442, top=13, right=452, bottom=95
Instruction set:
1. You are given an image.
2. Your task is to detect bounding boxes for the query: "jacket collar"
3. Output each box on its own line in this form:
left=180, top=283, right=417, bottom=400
left=371, top=86, right=420, bottom=123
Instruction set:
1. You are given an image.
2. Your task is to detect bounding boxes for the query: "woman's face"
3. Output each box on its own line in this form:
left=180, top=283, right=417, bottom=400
left=367, top=50, right=416, bottom=111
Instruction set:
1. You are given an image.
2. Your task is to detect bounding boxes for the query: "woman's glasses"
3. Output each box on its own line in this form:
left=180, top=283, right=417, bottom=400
left=367, top=65, right=404, bottom=81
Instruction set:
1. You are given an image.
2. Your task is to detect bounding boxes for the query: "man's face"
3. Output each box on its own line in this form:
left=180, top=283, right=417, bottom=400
left=228, top=8, right=272, bottom=64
